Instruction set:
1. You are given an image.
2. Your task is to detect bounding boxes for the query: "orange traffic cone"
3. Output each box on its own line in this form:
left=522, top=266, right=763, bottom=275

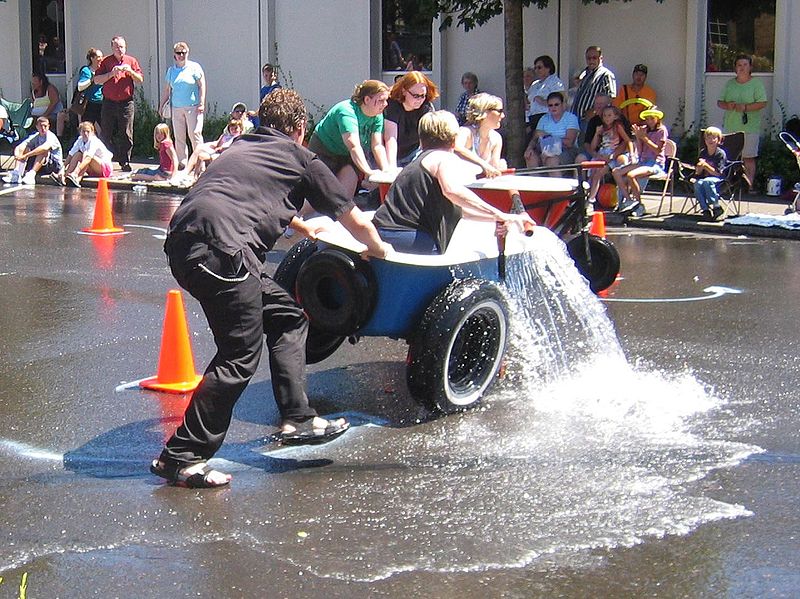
left=140, top=289, right=203, bottom=393
left=83, top=178, right=124, bottom=234
left=589, top=211, right=606, bottom=239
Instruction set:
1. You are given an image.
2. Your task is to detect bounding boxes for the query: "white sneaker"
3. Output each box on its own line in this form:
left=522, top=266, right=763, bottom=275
left=21, top=171, right=37, bottom=185
left=2, top=172, right=20, bottom=184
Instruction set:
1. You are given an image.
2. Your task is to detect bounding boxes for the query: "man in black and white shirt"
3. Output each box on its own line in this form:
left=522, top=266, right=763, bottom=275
left=571, top=46, right=617, bottom=133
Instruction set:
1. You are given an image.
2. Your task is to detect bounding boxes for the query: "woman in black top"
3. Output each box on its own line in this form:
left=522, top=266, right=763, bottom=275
left=384, top=71, right=439, bottom=168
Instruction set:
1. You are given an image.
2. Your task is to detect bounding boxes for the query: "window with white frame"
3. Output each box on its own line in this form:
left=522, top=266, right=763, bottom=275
left=706, top=0, right=775, bottom=73
left=382, top=0, right=434, bottom=72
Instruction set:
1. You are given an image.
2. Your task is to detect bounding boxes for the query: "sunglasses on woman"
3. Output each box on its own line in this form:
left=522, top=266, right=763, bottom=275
left=407, top=91, right=426, bottom=100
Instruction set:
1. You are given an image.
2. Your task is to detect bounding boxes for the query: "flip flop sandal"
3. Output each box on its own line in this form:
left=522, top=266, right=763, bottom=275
left=279, top=417, right=350, bottom=446
left=150, top=460, right=231, bottom=489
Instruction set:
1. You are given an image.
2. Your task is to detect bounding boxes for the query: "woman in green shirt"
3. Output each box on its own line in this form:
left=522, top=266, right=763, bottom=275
left=308, top=79, right=391, bottom=198
left=717, top=54, right=767, bottom=190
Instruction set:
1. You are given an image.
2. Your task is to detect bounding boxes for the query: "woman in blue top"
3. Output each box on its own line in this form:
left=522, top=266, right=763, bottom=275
left=56, top=47, right=104, bottom=137
left=159, top=41, right=206, bottom=167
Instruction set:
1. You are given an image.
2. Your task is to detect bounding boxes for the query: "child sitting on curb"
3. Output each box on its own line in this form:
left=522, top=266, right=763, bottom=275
left=132, top=123, right=178, bottom=182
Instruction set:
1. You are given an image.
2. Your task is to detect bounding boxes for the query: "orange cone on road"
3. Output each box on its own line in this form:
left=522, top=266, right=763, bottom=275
left=140, top=289, right=203, bottom=393
left=589, top=211, right=606, bottom=239
left=83, top=178, right=124, bottom=234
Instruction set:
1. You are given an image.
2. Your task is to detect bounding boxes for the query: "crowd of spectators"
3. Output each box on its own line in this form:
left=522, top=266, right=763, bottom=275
left=2, top=36, right=768, bottom=210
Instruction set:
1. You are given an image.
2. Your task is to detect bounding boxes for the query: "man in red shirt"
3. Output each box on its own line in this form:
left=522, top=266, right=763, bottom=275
left=93, top=36, right=143, bottom=171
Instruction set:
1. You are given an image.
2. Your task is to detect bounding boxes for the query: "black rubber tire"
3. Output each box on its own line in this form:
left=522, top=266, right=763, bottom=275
left=406, top=279, right=509, bottom=414
left=295, top=248, right=377, bottom=336
left=567, top=234, right=621, bottom=293
left=273, top=239, right=345, bottom=364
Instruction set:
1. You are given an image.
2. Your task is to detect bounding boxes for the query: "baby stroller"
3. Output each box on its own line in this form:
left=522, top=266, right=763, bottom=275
left=778, top=131, right=800, bottom=214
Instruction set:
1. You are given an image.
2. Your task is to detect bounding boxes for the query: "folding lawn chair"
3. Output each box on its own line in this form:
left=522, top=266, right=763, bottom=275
left=0, top=98, right=33, bottom=171
left=677, top=130, right=749, bottom=216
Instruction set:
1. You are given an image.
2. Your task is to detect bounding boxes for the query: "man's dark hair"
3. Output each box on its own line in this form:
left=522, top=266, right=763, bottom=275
left=258, top=88, right=306, bottom=135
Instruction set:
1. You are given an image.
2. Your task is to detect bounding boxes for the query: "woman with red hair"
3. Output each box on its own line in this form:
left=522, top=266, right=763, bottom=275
left=384, top=71, right=440, bottom=168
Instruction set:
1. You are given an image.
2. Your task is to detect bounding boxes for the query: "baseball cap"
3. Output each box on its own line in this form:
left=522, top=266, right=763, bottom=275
left=633, top=64, right=648, bottom=75
left=231, top=102, right=247, bottom=113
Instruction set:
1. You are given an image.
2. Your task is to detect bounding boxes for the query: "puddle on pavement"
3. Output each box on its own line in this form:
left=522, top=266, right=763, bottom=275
left=244, top=228, right=761, bottom=582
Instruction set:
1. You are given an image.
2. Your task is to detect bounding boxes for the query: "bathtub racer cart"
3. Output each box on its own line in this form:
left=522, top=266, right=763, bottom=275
left=275, top=163, right=617, bottom=413
left=373, top=161, right=621, bottom=293
left=275, top=218, right=528, bottom=414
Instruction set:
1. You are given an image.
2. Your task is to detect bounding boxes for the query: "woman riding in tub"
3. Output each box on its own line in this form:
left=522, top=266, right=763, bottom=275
left=612, top=106, right=669, bottom=213
left=454, top=93, right=507, bottom=178
left=371, top=110, right=533, bottom=254
left=587, top=104, right=633, bottom=204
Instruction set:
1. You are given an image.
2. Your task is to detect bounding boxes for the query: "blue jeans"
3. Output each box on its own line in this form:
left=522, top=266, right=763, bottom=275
left=694, top=176, right=723, bottom=210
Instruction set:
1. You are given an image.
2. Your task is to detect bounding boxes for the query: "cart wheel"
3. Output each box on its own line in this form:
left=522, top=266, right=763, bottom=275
left=295, top=248, right=377, bottom=336
left=567, top=234, right=621, bottom=293
left=406, top=279, right=509, bottom=414
left=273, top=239, right=345, bottom=364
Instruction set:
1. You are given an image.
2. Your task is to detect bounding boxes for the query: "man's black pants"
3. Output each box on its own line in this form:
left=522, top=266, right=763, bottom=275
left=159, top=236, right=317, bottom=466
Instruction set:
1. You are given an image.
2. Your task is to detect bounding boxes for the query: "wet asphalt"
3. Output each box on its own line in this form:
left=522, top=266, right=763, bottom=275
left=0, top=184, right=798, bottom=598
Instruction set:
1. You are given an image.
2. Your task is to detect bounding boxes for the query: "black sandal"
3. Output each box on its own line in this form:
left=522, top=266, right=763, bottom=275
left=279, top=417, right=350, bottom=446
left=150, top=459, right=231, bottom=488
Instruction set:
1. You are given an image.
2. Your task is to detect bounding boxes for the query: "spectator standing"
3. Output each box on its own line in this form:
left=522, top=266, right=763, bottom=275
left=613, top=64, right=657, bottom=125
left=527, top=55, right=565, bottom=131
left=717, top=54, right=767, bottom=190
left=57, top=47, right=105, bottom=137
left=384, top=71, right=439, bottom=168
left=160, top=42, right=206, bottom=168
left=94, top=36, right=143, bottom=172
left=259, top=63, right=281, bottom=101
left=571, top=46, right=617, bottom=131
left=455, top=72, right=480, bottom=126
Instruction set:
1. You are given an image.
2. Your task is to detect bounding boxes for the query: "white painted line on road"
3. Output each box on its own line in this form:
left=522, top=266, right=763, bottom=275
left=115, top=379, right=146, bottom=392
left=603, top=285, right=743, bottom=303
left=124, top=224, right=167, bottom=239
left=0, top=438, right=63, bottom=461
left=0, top=186, right=27, bottom=196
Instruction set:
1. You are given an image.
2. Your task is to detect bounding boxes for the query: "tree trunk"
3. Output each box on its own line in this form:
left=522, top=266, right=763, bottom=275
left=503, top=0, right=524, bottom=168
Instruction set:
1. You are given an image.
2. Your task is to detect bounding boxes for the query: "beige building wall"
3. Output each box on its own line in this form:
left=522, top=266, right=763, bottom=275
left=3, top=0, right=799, bottom=136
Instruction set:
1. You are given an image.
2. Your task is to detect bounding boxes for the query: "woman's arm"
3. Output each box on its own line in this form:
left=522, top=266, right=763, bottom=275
left=196, top=72, right=206, bottom=113
left=370, top=131, right=390, bottom=171
left=488, top=131, right=503, bottom=170
left=77, top=67, right=93, bottom=92
left=159, top=83, right=170, bottom=112
left=383, top=119, right=399, bottom=169
left=164, top=143, right=179, bottom=176
left=453, top=127, right=501, bottom=177
left=562, top=128, right=578, bottom=149
left=342, top=131, right=377, bottom=176
left=44, top=85, right=60, bottom=117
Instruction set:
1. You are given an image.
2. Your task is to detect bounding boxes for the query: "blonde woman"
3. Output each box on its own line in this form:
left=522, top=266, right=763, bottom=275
left=308, top=79, right=391, bottom=197
left=454, top=93, right=506, bottom=178
left=159, top=41, right=206, bottom=167
left=132, top=123, right=178, bottom=181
